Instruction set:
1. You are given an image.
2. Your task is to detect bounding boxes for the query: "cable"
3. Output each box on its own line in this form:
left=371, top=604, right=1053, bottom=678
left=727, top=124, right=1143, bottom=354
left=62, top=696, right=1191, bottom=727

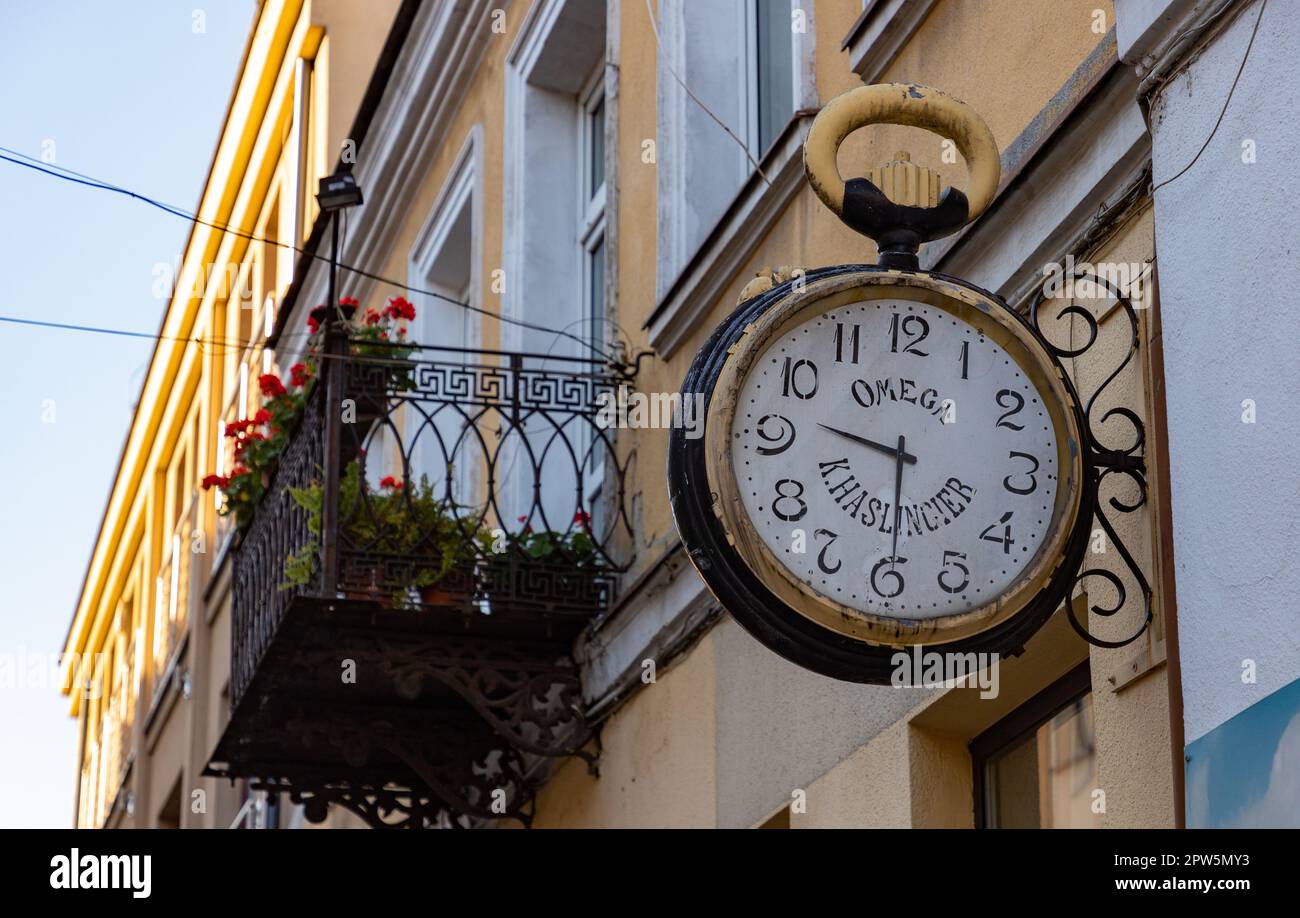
left=0, top=146, right=620, bottom=364
left=642, top=0, right=773, bottom=188
left=0, top=314, right=612, bottom=376
left=1150, top=0, right=1267, bottom=196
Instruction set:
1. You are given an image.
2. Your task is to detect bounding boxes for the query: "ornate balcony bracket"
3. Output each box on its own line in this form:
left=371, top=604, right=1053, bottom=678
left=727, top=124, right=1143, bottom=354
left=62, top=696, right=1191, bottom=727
left=254, top=774, right=447, bottom=830
left=1028, top=270, right=1153, bottom=650
left=370, top=634, right=597, bottom=766
left=280, top=706, right=536, bottom=827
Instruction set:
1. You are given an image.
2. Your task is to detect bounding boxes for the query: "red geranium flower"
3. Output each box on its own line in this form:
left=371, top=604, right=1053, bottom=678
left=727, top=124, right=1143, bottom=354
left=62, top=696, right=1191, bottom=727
left=379, top=475, right=403, bottom=490
left=574, top=510, right=592, bottom=528
left=289, top=362, right=311, bottom=387
left=259, top=374, right=286, bottom=397
left=253, top=408, right=272, bottom=425
left=201, top=474, right=229, bottom=490
left=385, top=296, right=416, bottom=321
left=339, top=296, right=360, bottom=308
left=364, top=308, right=381, bottom=327
left=307, top=316, right=321, bottom=335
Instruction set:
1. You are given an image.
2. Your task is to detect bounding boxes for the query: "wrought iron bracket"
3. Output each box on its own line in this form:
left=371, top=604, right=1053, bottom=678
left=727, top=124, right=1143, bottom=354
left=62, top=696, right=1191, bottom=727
left=1028, top=270, right=1153, bottom=650
left=276, top=703, right=538, bottom=827
left=364, top=632, right=598, bottom=766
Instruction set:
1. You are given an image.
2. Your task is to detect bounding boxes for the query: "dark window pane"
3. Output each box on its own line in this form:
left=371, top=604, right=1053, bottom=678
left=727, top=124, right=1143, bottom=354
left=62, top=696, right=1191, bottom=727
left=983, top=693, right=1101, bottom=828
left=588, top=236, right=605, bottom=349
left=589, top=95, right=605, bottom=197
left=756, top=0, right=793, bottom=155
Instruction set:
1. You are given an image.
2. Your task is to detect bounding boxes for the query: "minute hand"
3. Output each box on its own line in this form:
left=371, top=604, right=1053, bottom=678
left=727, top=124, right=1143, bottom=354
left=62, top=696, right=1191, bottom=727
left=818, top=424, right=918, bottom=465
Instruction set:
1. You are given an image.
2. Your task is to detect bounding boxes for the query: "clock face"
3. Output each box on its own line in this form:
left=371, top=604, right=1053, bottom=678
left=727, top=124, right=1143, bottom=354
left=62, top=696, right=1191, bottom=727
left=727, top=295, right=1061, bottom=625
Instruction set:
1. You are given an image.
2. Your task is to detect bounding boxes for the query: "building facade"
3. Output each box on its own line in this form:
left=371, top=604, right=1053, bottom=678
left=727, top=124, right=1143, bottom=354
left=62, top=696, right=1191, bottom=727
left=61, top=0, right=403, bottom=828
left=63, top=0, right=1299, bottom=829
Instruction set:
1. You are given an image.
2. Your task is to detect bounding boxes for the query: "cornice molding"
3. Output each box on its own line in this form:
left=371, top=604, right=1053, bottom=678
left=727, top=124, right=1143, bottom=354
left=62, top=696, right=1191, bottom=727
left=842, top=0, right=938, bottom=84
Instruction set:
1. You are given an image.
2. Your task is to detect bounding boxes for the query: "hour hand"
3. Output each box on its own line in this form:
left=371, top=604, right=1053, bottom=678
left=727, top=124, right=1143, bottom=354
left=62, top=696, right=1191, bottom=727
left=818, top=424, right=918, bottom=465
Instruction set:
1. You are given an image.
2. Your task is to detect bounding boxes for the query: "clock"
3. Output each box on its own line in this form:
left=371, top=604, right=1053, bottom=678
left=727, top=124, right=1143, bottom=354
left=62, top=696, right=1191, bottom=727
left=668, top=85, right=1094, bottom=682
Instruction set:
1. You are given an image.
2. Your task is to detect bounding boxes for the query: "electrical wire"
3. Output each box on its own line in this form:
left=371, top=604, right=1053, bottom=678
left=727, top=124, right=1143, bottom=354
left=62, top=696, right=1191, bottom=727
left=0, top=313, right=611, bottom=374
left=1150, top=0, right=1267, bottom=196
left=642, top=0, right=773, bottom=188
left=0, top=145, right=622, bottom=364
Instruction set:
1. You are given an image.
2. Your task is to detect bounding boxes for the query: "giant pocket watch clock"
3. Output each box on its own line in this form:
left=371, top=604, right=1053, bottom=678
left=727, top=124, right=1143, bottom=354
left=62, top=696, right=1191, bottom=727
left=669, top=84, right=1097, bottom=683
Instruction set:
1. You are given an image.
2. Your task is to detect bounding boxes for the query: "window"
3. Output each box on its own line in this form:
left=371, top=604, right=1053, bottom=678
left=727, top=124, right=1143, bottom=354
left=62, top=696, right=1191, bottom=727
left=749, top=0, right=795, bottom=158
left=972, top=663, right=1100, bottom=828
left=156, top=774, right=182, bottom=829
left=408, top=127, right=483, bottom=507
left=502, top=0, right=607, bottom=357
left=503, top=0, right=610, bottom=529
left=580, top=70, right=608, bottom=516
left=580, top=65, right=607, bottom=355
left=655, top=0, right=810, bottom=298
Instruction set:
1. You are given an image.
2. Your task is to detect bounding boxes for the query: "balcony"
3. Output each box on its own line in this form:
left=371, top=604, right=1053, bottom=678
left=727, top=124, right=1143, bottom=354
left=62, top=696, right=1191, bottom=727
left=205, top=332, right=633, bottom=827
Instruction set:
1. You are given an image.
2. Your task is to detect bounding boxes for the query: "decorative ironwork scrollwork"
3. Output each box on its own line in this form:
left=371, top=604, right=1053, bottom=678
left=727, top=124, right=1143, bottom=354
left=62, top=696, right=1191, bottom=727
left=282, top=706, right=536, bottom=826
left=221, top=340, right=632, bottom=828
left=1029, top=270, right=1153, bottom=649
left=331, top=348, right=632, bottom=614
left=370, top=634, right=594, bottom=763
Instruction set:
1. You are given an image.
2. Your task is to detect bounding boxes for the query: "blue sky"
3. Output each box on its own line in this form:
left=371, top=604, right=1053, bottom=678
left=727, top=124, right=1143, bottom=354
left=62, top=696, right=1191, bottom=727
left=1186, top=675, right=1300, bottom=828
left=0, top=1, right=254, bottom=827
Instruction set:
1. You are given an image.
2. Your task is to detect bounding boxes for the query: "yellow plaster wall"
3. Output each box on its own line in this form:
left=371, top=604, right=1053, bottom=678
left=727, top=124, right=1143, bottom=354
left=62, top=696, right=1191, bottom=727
left=533, top=630, right=719, bottom=828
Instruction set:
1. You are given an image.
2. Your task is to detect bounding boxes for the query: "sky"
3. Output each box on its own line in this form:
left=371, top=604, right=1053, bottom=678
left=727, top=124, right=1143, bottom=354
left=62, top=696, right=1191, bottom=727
left=0, top=1, right=255, bottom=828
left=1186, top=676, right=1300, bottom=828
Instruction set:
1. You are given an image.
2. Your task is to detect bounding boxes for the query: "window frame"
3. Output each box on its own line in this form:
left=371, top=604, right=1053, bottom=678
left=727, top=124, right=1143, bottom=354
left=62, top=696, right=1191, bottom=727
left=743, top=0, right=797, bottom=161
left=578, top=62, right=608, bottom=511
left=578, top=63, right=607, bottom=352
left=650, top=0, right=816, bottom=355
left=970, top=661, right=1092, bottom=829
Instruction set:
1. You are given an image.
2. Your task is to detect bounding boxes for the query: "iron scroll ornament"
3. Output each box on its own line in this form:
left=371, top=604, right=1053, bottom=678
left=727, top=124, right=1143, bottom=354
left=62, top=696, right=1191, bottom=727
left=669, top=265, right=1102, bottom=684
left=1028, top=272, right=1152, bottom=649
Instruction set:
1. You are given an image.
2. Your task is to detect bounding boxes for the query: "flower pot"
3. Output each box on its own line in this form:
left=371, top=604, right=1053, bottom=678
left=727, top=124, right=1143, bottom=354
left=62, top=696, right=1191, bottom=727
left=310, top=301, right=360, bottom=327
left=478, top=555, right=605, bottom=614
left=418, top=564, right=476, bottom=609
left=418, top=584, right=456, bottom=607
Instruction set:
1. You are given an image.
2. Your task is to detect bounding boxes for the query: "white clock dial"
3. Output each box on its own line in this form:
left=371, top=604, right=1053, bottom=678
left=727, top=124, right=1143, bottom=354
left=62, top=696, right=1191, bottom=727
left=730, top=298, right=1059, bottom=621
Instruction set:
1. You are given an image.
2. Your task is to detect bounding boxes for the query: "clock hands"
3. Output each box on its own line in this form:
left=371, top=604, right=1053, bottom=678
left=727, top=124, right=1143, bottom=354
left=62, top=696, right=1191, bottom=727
left=815, top=423, right=915, bottom=569
left=891, top=434, right=906, bottom=568
left=811, top=421, right=915, bottom=564
left=817, top=424, right=918, bottom=465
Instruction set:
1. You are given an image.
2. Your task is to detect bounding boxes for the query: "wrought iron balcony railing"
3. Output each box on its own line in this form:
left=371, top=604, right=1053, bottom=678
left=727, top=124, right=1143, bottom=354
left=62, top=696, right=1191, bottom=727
left=207, top=331, right=634, bottom=827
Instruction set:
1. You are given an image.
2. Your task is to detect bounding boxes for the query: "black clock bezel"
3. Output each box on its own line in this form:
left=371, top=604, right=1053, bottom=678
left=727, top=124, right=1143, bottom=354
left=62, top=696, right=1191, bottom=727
left=667, top=265, right=1097, bottom=683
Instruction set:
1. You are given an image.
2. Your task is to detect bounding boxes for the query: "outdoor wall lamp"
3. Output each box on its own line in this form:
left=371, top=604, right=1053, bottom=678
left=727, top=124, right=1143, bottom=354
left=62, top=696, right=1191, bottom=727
left=316, top=172, right=364, bottom=211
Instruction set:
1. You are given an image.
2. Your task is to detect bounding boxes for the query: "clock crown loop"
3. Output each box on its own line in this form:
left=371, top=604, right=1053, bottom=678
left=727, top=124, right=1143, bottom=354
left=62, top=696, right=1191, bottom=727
left=803, top=83, right=1000, bottom=270
left=867, top=151, right=942, bottom=209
